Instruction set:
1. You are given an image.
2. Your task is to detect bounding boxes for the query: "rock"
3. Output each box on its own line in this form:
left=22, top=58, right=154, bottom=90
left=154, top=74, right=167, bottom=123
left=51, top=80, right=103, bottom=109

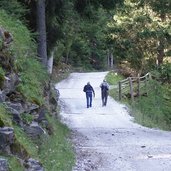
left=36, top=107, right=46, bottom=123
left=5, top=102, right=24, bottom=114
left=0, top=158, right=9, bottom=171
left=24, top=122, right=46, bottom=142
left=3, top=73, right=19, bottom=94
left=4, top=102, right=24, bottom=125
left=25, top=102, right=39, bottom=113
left=0, top=28, right=13, bottom=50
left=0, top=127, right=14, bottom=152
left=0, top=90, right=6, bottom=102
left=24, top=158, right=44, bottom=171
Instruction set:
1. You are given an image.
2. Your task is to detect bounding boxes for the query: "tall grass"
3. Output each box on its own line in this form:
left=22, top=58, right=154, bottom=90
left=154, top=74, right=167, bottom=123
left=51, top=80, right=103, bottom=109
left=17, top=57, right=48, bottom=105
left=38, top=114, right=75, bottom=171
left=131, top=81, right=171, bottom=130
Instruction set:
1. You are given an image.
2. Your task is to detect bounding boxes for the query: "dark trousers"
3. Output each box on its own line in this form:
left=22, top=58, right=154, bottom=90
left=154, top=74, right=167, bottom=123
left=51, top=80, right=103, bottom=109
left=101, top=91, right=108, bottom=106
left=86, top=92, right=92, bottom=108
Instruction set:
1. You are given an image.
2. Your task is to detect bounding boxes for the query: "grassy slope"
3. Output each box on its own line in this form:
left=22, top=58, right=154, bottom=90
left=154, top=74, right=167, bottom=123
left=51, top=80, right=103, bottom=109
left=0, top=10, right=75, bottom=171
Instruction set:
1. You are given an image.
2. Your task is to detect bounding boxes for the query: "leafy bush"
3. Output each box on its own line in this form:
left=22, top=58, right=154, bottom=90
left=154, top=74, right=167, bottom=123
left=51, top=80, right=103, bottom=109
left=0, top=0, right=27, bottom=19
left=106, top=71, right=124, bottom=85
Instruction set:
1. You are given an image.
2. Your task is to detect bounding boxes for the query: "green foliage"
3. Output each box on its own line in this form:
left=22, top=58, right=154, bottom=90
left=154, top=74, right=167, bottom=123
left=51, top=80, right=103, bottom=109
left=8, top=156, right=24, bottom=171
left=131, top=80, right=171, bottom=130
left=20, top=113, right=34, bottom=125
left=0, top=10, right=36, bottom=60
left=0, top=0, right=27, bottom=19
left=0, top=155, right=24, bottom=171
left=0, top=104, right=12, bottom=127
left=106, top=71, right=125, bottom=100
left=17, top=57, right=48, bottom=105
left=39, top=114, right=75, bottom=171
left=159, top=63, right=171, bottom=83
left=106, top=71, right=124, bottom=85
left=14, top=125, right=38, bottom=158
left=107, top=0, right=171, bottom=73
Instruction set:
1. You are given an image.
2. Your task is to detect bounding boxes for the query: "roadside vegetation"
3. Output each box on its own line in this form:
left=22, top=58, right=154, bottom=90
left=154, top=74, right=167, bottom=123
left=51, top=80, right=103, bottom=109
left=107, top=70, right=171, bottom=131
left=0, top=4, right=74, bottom=171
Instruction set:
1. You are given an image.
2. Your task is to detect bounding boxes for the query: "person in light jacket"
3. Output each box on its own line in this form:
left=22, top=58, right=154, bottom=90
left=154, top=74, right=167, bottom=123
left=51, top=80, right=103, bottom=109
left=100, top=80, right=109, bottom=106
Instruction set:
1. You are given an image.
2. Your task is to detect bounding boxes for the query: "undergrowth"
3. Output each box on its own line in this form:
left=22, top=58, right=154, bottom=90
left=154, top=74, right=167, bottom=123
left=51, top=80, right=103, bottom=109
left=131, top=81, right=171, bottom=130
left=38, top=114, right=75, bottom=171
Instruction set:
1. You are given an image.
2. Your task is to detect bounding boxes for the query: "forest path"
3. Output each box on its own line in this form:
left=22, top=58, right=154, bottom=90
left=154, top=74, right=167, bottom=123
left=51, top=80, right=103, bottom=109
left=55, top=72, right=171, bottom=171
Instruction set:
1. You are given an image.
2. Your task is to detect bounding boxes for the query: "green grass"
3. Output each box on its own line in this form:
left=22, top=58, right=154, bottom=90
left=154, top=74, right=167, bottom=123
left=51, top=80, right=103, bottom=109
left=38, top=114, right=75, bottom=171
left=131, top=81, right=171, bottom=130
left=0, top=155, right=24, bottom=171
left=0, top=105, right=12, bottom=127
left=105, top=70, right=125, bottom=85
left=14, top=125, right=39, bottom=158
left=17, top=57, right=48, bottom=105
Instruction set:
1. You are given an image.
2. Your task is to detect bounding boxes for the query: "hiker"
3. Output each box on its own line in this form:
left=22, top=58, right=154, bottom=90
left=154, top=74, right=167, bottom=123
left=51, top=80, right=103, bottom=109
left=83, top=82, right=95, bottom=108
left=100, top=79, right=109, bottom=106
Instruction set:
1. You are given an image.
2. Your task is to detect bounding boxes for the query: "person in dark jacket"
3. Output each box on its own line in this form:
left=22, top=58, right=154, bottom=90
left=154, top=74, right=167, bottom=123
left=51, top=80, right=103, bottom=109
left=83, top=82, right=95, bottom=108
left=100, top=80, right=109, bottom=106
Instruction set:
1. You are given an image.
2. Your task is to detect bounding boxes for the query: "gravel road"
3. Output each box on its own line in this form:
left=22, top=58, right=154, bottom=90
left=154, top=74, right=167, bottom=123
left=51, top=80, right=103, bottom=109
left=55, top=72, right=171, bottom=171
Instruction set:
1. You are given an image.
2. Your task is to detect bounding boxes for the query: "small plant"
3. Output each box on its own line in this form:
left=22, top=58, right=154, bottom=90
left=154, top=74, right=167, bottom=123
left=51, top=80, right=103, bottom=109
left=0, top=104, right=12, bottom=127
left=20, top=113, right=34, bottom=125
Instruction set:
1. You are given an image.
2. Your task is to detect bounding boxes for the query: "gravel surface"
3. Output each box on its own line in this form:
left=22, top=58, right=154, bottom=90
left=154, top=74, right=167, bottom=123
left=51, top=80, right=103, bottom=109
left=55, top=72, right=171, bottom=171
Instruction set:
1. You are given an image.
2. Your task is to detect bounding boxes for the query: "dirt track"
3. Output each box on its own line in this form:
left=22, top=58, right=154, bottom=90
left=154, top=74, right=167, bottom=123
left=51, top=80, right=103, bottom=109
left=55, top=72, right=171, bottom=171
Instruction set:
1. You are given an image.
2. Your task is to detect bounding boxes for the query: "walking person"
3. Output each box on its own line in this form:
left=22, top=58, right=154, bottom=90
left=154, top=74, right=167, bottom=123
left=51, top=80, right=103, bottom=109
left=83, top=82, right=95, bottom=108
left=100, top=79, right=109, bottom=106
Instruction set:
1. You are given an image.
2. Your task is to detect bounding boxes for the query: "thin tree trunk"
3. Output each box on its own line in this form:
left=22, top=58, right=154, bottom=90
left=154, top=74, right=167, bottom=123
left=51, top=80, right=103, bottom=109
left=37, top=0, right=47, bottom=67
left=157, top=14, right=166, bottom=66
left=47, top=51, right=54, bottom=74
left=157, top=47, right=164, bottom=66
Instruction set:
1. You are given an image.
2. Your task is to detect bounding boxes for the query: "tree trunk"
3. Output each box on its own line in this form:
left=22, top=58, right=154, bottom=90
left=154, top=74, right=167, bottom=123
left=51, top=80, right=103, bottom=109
left=47, top=51, right=54, bottom=74
left=107, top=50, right=114, bottom=69
left=156, top=13, right=166, bottom=66
left=157, top=49, right=164, bottom=66
left=37, top=0, right=47, bottom=67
